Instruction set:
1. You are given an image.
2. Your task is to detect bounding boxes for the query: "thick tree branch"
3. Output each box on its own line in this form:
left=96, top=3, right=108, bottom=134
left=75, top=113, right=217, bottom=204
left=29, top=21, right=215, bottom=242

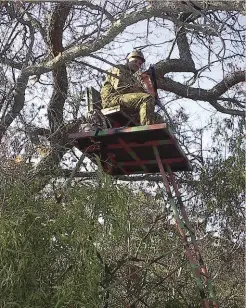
left=0, top=6, right=37, bottom=142
left=176, top=26, right=195, bottom=67
left=157, top=70, right=245, bottom=116
left=210, top=71, right=245, bottom=97
left=0, top=71, right=29, bottom=141
left=24, top=10, right=48, bottom=46
left=48, top=65, right=68, bottom=133
left=155, top=59, right=197, bottom=77
left=47, top=3, right=71, bottom=133
left=32, top=3, right=73, bottom=189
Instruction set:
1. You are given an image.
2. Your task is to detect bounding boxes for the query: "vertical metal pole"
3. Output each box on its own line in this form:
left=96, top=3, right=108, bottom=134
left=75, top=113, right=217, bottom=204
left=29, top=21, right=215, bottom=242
left=153, top=146, right=210, bottom=308
left=166, top=164, right=219, bottom=308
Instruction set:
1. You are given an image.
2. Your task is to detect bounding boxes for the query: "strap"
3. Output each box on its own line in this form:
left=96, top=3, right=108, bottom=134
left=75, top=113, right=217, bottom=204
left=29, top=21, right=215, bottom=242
left=149, top=65, right=158, bottom=96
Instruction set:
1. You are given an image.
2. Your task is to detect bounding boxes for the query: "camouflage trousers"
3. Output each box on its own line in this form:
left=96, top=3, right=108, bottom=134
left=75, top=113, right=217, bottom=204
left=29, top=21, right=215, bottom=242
left=102, top=93, right=163, bottom=125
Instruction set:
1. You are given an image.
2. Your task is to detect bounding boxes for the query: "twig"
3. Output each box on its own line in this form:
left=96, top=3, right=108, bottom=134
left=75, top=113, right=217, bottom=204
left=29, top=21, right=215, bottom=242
left=55, top=151, right=87, bottom=203
left=130, top=261, right=186, bottom=306
left=99, top=246, right=180, bottom=294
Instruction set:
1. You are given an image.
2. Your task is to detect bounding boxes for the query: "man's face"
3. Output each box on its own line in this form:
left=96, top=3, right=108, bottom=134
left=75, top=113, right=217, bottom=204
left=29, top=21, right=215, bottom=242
left=127, top=57, right=144, bottom=72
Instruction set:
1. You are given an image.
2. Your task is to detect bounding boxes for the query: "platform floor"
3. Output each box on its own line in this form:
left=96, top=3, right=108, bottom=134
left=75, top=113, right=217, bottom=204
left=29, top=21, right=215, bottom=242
left=69, top=124, right=192, bottom=176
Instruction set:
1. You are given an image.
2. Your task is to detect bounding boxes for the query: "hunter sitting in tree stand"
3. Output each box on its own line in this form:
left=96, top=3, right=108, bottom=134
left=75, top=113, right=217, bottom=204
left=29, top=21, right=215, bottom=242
left=100, top=49, right=163, bottom=126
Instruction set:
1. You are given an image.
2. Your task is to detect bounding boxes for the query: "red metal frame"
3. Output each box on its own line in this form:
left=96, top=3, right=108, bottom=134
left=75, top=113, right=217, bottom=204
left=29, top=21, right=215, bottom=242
left=117, top=137, right=148, bottom=173
left=153, top=146, right=218, bottom=308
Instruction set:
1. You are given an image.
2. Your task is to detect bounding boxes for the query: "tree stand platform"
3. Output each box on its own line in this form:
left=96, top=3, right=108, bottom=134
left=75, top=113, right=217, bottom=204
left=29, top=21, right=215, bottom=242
left=69, top=123, right=192, bottom=176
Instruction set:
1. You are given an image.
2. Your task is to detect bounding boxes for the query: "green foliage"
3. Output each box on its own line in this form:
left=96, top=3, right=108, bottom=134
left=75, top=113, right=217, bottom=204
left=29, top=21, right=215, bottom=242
left=181, top=119, right=245, bottom=308
left=0, top=167, right=195, bottom=307
left=0, top=170, right=106, bottom=307
left=0, top=136, right=244, bottom=308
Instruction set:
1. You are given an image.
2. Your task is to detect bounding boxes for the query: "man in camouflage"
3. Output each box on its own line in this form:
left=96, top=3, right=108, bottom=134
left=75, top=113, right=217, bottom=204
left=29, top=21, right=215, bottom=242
left=100, top=50, right=162, bottom=125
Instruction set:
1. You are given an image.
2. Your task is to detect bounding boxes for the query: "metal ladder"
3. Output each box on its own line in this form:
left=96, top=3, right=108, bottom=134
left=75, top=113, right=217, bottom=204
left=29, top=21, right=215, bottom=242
left=153, top=146, right=219, bottom=308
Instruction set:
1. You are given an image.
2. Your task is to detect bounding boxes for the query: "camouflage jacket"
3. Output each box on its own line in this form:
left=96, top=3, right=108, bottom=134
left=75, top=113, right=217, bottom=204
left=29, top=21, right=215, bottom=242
left=100, top=64, right=146, bottom=102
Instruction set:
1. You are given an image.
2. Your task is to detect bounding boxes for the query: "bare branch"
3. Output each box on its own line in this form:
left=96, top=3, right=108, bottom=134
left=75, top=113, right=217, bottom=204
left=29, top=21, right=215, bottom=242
left=75, top=1, right=114, bottom=22
left=0, top=56, right=22, bottom=69
left=60, top=169, right=163, bottom=182
left=217, top=97, right=245, bottom=109
left=150, top=1, right=245, bottom=13
left=207, top=100, right=244, bottom=116
left=15, top=2, right=244, bottom=78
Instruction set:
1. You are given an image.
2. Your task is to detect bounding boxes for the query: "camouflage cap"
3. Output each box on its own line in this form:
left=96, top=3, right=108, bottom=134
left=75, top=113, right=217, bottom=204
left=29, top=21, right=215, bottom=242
left=127, top=50, right=145, bottom=63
